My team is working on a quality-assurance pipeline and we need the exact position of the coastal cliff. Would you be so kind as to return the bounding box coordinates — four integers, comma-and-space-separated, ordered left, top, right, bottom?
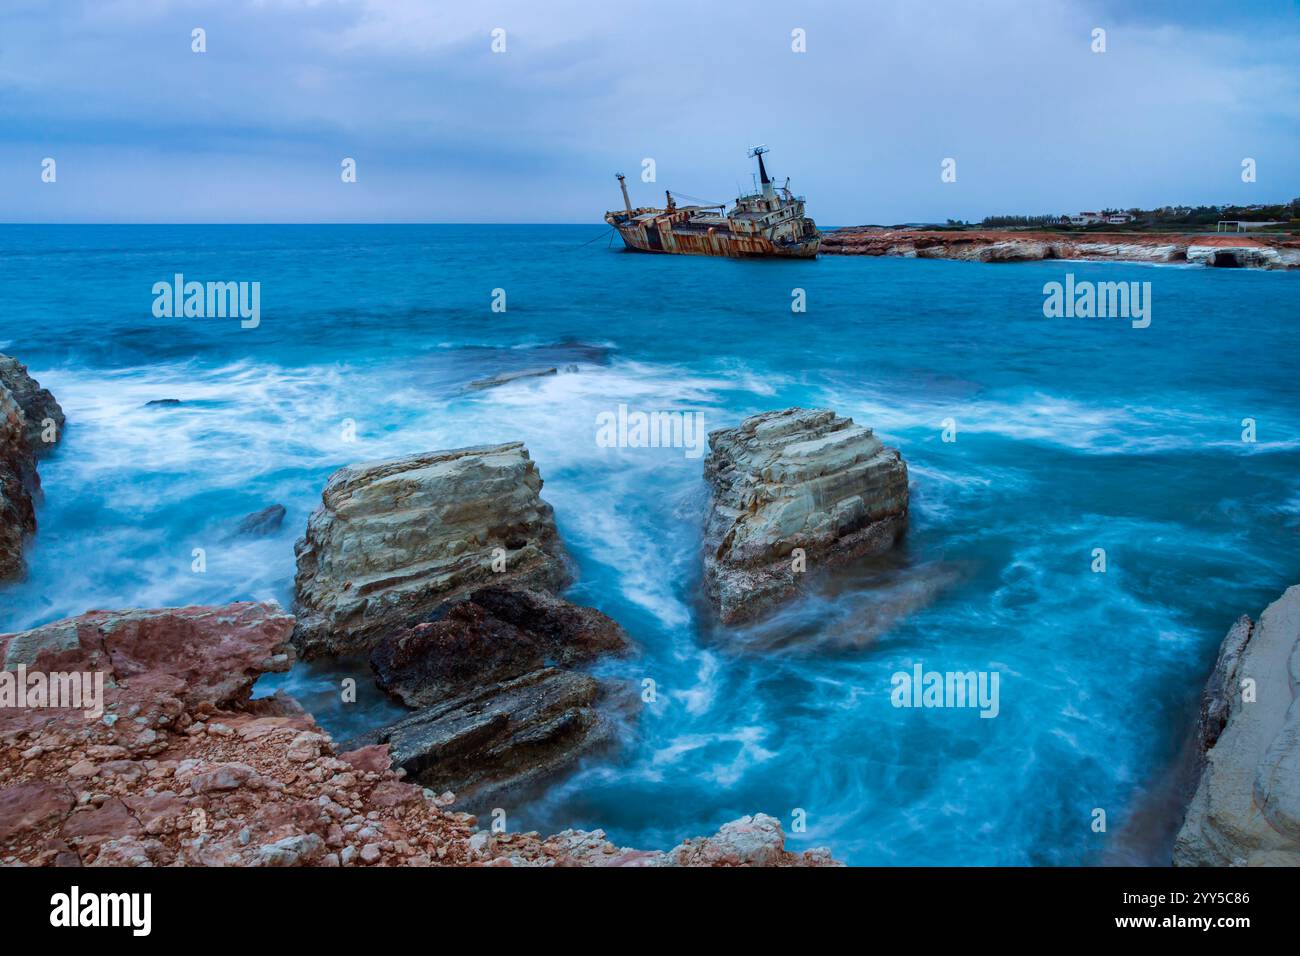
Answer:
820, 229, 1300, 270
0, 603, 835, 867
1174, 585, 1300, 865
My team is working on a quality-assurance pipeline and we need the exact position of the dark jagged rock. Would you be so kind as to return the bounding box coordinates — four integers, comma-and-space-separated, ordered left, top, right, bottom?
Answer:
234, 503, 286, 538
364, 587, 629, 802
0, 387, 36, 580
0, 354, 65, 578
372, 600, 549, 710
351, 667, 611, 807
144, 398, 183, 407
371, 586, 626, 708
0, 354, 64, 455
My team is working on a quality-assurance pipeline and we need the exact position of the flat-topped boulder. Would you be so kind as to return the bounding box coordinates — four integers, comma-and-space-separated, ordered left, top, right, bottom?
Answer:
292, 442, 572, 658
1174, 585, 1300, 866
703, 407, 909, 623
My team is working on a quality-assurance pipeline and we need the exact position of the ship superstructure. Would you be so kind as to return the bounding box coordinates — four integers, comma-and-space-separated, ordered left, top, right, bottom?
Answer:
604, 147, 820, 258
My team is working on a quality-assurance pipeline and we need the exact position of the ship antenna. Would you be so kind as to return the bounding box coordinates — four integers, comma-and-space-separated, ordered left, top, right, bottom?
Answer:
747, 145, 775, 200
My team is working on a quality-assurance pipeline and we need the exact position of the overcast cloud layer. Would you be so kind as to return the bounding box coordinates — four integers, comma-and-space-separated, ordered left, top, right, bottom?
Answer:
2, 0, 1297, 223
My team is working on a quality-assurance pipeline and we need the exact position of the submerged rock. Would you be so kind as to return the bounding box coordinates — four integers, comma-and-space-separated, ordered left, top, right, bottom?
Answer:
702, 407, 909, 623
467, 367, 558, 390
0, 353, 65, 455
292, 442, 572, 658
233, 503, 286, 538
0, 601, 834, 867
1174, 585, 1300, 866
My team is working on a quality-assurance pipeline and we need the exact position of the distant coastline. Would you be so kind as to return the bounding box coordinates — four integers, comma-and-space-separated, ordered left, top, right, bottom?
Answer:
819, 228, 1300, 270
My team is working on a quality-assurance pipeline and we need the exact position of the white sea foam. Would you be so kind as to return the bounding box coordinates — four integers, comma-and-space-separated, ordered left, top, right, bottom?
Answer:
817, 382, 1299, 456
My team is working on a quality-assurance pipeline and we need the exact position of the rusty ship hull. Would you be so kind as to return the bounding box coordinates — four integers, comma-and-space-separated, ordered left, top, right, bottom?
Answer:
605, 147, 821, 259
610, 209, 821, 258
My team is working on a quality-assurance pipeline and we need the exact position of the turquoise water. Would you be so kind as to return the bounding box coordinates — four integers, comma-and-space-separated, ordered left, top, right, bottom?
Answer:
2, 224, 1297, 865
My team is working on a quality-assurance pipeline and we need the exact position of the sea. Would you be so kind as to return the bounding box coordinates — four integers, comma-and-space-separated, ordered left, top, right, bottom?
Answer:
2, 223, 1297, 865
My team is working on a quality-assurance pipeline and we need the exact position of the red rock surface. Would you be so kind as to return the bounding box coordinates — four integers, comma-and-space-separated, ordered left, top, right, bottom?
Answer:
0, 602, 837, 867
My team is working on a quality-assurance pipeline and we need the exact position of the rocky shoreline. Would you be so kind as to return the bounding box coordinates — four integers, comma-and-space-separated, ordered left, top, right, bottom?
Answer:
820, 228, 1300, 270
0, 602, 834, 866
6, 347, 1292, 869
3, 372, 903, 866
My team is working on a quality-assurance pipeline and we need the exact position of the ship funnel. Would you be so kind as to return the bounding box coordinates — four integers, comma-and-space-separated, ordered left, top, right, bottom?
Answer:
616, 173, 633, 215
748, 145, 775, 200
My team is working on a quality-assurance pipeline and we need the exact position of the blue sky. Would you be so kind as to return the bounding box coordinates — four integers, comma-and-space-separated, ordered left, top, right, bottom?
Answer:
2, 0, 1297, 223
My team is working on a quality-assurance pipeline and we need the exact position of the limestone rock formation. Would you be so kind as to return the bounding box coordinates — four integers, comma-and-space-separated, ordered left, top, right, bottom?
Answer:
1174, 585, 1300, 866
0, 353, 65, 455
703, 408, 909, 623
292, 443, 572, 658
0, 602, 835, 867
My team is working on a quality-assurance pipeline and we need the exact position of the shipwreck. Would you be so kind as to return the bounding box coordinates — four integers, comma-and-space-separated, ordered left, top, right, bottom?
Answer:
605, 146, 820, 258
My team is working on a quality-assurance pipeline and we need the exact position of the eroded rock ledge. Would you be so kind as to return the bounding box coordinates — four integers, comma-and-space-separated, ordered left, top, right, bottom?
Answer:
293, 442, 572, 658
703, 408, 909, 623
0, 603, 835, 867
1174, 585, 1300, 866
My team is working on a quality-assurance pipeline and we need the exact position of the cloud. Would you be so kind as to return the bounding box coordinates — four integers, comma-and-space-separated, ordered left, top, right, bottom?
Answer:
1, 0, 1297, 222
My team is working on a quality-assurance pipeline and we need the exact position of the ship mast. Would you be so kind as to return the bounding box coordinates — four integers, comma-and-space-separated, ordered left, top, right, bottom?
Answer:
616, 173, 633, 215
